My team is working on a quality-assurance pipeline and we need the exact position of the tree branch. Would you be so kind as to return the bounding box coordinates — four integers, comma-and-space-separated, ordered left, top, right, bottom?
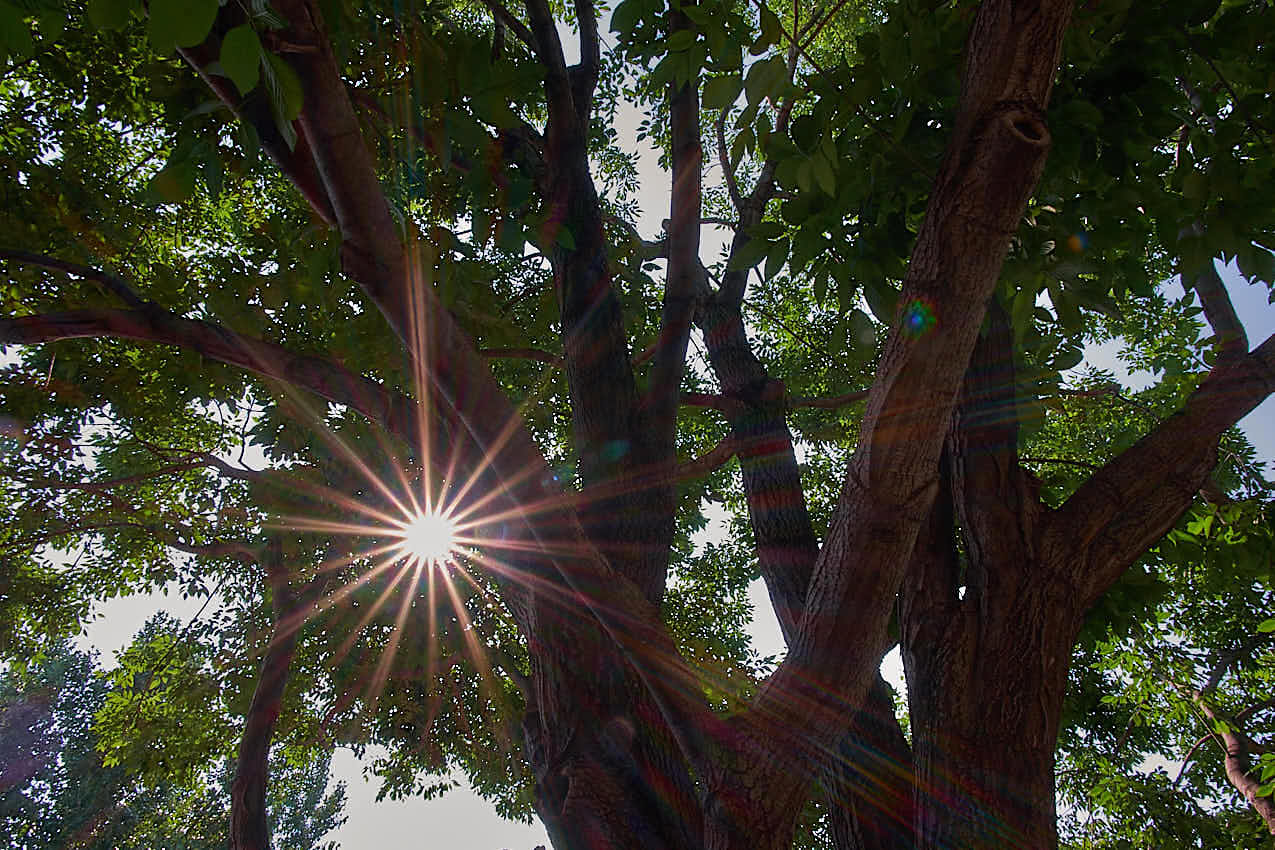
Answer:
0, 307, 421, 444
715, 0, 1073, 838
0, 250, 146, 309
478, 0, 537, 53
1189, 254, 1249, 361
1196, 696, 1275, 833
645, 16, 703, 472
232, 538, 300, 850
1046, 332, 1275, 608
949, 300, 1043, 602
570, 0, 601, 123
716, 110, 744, 213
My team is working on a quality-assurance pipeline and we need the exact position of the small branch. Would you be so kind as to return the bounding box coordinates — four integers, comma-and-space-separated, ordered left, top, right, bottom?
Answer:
571, 0, 601, 122
1189, 254, 1249, 361
1, 250, 147, 309
1191, 41, 1273, 145
478, 346, 564, 366
715, 109, 743, 213
479, 0, 536, 52
678, 434, 739, 480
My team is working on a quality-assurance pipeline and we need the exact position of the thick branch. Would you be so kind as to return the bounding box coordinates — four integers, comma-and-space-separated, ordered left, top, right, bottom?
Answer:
0, 308, 420, 442
1196, 697, 1275, 833
949, 300, 1043, 600
0, 250, 146, 309
570, 0, 601, 123
1191, 258, 1249, 361
1046, 332, 1275, 608
177, 13, 337, 227
231, 538, 300, 850
645, 25, 703, 466
479, 0, 537, 52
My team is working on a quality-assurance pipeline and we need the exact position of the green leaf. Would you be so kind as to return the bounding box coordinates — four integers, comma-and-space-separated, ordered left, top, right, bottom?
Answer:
744, 55, 786, 107
262, 52, 303, 148
726, 235, 771, 271
264, 53, 303, 121
220, 25, 263, 96
148, 0, 218, 52
863, 277, 897, 324
609, 0, 641, 35
1181, 170, 1207, 200
151, 162, 197, 203
751, 4, 781, 55
668, 29, 696, 52
847, 308, 875, 348
86, 0, 134, 31
702, 74, 742, 110
1258, 617, 1275, 633
1052, 347, 1084, 371
763, 238, 789, 280
39, 8, 67, 41
0, 2, 33, 61
810, 153, 836, 196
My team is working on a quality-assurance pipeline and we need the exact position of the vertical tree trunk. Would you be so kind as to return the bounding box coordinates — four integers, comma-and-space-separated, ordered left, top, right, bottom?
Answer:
522, 588, 703, 850
232, 540, 299, 850
905, 578, 1078, 850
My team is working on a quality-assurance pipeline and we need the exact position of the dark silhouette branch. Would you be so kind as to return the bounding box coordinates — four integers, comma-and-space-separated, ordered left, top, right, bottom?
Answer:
0, 250, 147, 309
478, 0, 536, 52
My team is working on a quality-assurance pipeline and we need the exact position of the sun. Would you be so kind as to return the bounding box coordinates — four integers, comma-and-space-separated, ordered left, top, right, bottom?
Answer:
394, 510, 457, 569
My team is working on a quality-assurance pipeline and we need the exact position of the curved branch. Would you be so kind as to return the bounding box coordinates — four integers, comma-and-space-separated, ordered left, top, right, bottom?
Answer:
479, 0, 537, 52
0, 308, 420, 441
0, 250, 146, 309
1196, 697, 1275, 833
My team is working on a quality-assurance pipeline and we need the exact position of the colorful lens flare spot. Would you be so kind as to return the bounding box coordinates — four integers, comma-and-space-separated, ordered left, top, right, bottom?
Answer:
901, 298, 937, 338
1066, 232, 1088, 253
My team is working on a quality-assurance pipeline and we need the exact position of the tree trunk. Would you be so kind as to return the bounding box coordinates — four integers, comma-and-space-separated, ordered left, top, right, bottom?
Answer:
232, 540, 299, 850
824, 675, 915, 850
905, 576, 1078, 850
522, 588, 702, 850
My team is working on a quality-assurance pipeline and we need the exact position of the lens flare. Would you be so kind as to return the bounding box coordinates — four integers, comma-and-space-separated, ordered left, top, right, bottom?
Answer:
394, 510, 457, 569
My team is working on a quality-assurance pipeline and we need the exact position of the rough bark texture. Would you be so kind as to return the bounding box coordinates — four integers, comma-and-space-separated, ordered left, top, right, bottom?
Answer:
700, 3, 1074, 847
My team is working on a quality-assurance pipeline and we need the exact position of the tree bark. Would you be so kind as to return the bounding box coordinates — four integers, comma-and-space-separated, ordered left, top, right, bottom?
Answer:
231, 539, 299, 850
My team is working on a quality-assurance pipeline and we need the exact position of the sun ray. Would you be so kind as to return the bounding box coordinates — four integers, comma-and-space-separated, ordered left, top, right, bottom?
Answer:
363, 564, 423, 718
328, 561, 413, 673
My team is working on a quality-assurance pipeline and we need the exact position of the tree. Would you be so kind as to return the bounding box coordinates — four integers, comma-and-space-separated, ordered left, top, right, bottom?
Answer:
1, 0, 1274, 848
0, 636, 346, 849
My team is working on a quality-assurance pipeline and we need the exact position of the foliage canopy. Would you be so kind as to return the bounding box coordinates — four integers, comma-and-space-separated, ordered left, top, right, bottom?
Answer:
1, 0, 1274, 847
